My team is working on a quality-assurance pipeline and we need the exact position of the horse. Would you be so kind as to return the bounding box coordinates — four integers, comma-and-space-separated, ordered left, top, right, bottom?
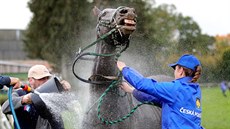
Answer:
79, 6, 162, 129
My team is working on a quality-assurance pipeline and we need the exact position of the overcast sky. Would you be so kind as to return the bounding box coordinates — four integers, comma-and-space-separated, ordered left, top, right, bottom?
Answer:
0, 0, 229, 36
0, 0, 32, 30
155, 0, 230, 36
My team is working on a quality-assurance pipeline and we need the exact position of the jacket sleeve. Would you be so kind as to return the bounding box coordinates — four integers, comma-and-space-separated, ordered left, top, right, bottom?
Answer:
133, 89, 162, 107
2, 90, 24, 114
122, 67, 177, 103
0, 76, 11, 89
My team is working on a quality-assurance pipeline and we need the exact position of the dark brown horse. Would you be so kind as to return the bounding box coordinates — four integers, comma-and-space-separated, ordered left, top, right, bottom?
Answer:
81, 6, 161, 129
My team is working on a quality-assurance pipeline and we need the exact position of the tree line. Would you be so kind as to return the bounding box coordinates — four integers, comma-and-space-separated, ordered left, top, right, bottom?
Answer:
23, 0, 230, 82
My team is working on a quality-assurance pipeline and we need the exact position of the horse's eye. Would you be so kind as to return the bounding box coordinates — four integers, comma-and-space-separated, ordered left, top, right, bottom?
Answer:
98, 12, 107, 21
101, 12, 107, 17
120, 9, 128, 14
133, 10, 136, 14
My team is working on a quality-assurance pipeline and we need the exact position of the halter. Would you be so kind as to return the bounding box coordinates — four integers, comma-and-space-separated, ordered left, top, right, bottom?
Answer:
97, 6, 126, 29
96, 6, 130, 46
72, 6, 130, 85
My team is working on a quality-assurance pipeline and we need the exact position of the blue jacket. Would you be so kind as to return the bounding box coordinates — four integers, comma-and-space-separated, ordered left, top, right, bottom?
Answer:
122, 67, 203, 129
0, 76, 11, 89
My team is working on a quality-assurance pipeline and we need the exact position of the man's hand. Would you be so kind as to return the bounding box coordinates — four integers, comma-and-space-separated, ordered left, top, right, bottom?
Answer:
10, 77, 21, 89
61, 80, 71, 91
21, 93, 32, 104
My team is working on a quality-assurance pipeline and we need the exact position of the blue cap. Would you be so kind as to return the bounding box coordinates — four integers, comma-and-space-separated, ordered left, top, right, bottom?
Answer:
169, 54, 201, 71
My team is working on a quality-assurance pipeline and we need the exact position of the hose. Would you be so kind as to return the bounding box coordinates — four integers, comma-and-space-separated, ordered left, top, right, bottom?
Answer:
8, 86, 21, 129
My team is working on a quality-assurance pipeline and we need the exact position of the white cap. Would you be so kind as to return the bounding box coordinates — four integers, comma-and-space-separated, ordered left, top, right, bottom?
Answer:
28, 65, 52, 79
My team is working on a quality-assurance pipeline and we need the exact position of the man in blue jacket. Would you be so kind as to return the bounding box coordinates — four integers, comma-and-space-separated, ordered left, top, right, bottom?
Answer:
117, 54, 204, 129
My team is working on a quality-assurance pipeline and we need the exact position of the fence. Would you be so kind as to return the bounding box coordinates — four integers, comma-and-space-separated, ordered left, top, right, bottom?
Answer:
0, 60, 31, 74
0, 29, 27, 60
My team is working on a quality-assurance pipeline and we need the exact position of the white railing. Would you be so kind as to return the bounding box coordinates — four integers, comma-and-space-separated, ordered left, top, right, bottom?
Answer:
0, 60, 32, 74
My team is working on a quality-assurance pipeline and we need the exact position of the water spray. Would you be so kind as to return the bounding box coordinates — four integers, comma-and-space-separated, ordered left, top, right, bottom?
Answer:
86, 96, 101, 114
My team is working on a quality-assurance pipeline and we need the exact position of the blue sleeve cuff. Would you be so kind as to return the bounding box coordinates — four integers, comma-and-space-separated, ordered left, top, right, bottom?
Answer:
0, 76, 11, 88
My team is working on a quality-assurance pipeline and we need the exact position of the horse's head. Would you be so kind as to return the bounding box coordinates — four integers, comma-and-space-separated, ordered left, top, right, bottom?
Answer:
93, 6, 137, 46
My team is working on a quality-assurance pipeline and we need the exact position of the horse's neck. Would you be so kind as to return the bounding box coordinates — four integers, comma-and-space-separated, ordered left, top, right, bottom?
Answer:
92, 40, 117, 78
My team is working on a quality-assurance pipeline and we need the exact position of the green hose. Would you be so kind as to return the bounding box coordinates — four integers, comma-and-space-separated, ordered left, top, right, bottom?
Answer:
97, 80, 159, 125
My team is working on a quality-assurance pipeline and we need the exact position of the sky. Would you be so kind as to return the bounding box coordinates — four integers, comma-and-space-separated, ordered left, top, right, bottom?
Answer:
0, 0, 32, 30
0, 0, 229, 36
155, 0, 230, 36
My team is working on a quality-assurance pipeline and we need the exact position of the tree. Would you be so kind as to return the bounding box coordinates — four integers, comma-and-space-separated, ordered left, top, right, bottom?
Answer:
23, 0, 215, 76
24, 0, 92, 72
216, 49, 230, 81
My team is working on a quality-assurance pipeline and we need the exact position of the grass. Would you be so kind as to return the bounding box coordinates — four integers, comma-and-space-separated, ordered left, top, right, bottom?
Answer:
201, 86, 230, 129
0, 91, 8, 104
3, 73, 28, 81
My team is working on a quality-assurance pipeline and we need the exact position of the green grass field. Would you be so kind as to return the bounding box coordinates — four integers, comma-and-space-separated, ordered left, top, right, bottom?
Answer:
202, 86, 230, 129
3, 73, 28, 81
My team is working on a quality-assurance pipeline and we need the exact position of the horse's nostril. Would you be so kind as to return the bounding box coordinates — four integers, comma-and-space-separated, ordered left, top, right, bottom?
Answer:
120, 9, 128, 14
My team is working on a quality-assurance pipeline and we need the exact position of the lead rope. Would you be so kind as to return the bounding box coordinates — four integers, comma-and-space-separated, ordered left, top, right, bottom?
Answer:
72, 25, 127, 85
72, 12, 158, 125
96, 72, 160, 125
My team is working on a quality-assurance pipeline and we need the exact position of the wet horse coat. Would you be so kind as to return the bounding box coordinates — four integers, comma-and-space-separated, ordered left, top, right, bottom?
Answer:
82, 6, 161, 129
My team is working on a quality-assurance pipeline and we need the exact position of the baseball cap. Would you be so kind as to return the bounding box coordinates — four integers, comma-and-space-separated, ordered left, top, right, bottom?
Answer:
169, 54, 201, 71
28, 65, 52, 79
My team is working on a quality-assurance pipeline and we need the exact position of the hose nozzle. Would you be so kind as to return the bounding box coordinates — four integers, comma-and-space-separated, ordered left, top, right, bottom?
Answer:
21, 85, 34, 93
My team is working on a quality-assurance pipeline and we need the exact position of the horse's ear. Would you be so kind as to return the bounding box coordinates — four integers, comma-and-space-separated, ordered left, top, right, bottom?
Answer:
93, 6, 101, 17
